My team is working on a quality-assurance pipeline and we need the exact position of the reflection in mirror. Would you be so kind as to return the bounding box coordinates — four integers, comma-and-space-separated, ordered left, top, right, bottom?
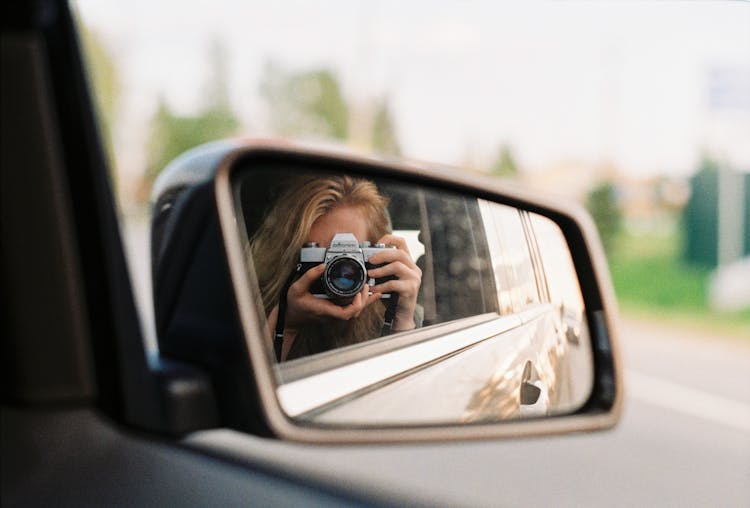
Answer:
233, 165, 593, 426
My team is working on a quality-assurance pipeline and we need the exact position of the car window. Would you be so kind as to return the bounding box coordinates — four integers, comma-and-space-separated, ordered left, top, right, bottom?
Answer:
529, 213, 595, 411
479, 200, 540, 313
478, 200, 513, 315
235, 167, 500, 365
530, 214, 585, 318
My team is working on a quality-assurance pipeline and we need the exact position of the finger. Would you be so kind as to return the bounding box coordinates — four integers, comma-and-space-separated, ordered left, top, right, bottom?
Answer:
368, 247, 417, 269
332, 294, 364, 320
304, 284, 371, 320
358, 282, 370, 303
365, 291, 382, 307
351, 290, 368, 318
371, 279, 419, 297
377, 234, 410, 253
303, 296, 350, 319
368, 261, 419, 279
351, 282, 380, 313
361, 283, 381, 305
350, 289, 383, 318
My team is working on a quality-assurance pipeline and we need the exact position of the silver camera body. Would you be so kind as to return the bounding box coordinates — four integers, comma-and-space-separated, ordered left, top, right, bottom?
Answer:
299, 232, 395, 305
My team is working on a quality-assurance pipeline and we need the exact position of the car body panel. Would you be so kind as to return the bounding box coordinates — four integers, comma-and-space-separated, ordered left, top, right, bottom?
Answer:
305, 306, 567, 425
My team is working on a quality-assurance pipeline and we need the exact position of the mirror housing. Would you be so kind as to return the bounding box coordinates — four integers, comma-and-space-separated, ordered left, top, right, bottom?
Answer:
151, 139, 623, 442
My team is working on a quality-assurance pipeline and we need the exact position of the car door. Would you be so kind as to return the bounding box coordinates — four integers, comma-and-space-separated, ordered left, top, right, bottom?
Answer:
0, 2, 408, 506
4, 1, 623, 506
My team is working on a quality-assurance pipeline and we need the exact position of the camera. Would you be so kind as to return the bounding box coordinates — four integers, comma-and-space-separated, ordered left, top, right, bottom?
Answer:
299, 232, 396, 305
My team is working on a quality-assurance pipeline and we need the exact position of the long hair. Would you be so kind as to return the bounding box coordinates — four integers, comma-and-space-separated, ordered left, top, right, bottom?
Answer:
249, 174, 391, 359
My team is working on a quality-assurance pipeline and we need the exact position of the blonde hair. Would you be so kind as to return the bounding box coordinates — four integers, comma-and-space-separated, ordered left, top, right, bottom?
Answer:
249, 174, 391, 359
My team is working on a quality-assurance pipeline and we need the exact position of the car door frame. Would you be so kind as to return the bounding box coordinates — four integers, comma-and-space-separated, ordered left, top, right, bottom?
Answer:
1, 2, 407, 505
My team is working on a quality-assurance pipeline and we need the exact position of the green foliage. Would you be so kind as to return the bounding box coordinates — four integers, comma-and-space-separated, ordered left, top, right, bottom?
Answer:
611, 239, 709, 310
260, 64, 349, 140
489, 144, 518, 177
371, 99, 401, 156
144, 101, 239, 183
610, 231, 750, 337
585, 181, 622, 255
79, 24, 120, 185
144, 42, 240, 186
203, 39, 233, 111
697, 154, 721, 174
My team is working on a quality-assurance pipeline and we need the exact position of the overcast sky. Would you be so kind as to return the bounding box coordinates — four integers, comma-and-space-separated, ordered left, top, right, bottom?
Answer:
76, 1, 750, 181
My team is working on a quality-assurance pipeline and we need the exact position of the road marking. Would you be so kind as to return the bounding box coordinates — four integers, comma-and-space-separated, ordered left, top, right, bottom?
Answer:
627, 370, 750, 433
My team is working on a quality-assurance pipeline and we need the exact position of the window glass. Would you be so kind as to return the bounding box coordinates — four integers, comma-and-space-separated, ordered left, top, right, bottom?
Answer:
236, 168, 500, 362
478, 200, 514, 315
482, 201, 539, 312
530, 214, 584, 317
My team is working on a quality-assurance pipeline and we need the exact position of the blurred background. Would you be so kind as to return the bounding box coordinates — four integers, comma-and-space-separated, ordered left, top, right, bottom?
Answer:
74, 0, 749, 340
72, 2, 749, 505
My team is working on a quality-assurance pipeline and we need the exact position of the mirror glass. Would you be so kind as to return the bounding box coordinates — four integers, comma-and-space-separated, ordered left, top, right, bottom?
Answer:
233, 164, 594, 426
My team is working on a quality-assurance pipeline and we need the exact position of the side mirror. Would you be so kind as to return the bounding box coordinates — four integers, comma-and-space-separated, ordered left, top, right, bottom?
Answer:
151, 140, 623, 442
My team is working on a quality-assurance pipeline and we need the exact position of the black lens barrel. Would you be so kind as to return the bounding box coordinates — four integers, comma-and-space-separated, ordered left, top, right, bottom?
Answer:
324, 255, 366, 298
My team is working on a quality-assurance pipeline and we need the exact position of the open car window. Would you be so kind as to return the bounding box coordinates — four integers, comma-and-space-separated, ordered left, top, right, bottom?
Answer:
236, 167, 503, 375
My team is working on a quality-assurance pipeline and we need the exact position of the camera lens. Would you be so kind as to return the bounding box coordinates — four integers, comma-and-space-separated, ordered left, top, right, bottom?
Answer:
325, 256, 365, 297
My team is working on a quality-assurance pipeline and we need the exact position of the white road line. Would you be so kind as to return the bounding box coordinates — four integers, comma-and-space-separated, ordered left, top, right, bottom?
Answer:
627, 370, 750, 433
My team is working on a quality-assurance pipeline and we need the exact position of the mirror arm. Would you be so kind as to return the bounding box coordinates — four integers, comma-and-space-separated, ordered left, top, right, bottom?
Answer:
139, 356, 220, 436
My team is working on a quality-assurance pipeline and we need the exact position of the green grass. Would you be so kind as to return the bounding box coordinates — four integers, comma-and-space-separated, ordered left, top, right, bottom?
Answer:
608, 231, 750, 339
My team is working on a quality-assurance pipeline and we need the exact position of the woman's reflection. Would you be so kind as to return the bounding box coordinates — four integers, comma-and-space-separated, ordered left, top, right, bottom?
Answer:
248, 175, 422, 361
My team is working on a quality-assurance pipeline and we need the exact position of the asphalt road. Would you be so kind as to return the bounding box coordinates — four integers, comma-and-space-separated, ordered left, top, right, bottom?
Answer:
191, 317, 749, 508
124, 216, 750, 507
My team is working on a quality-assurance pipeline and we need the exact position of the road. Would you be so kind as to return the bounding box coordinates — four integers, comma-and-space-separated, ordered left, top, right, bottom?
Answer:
124, 216, 750, 507
192, 317, 750, 508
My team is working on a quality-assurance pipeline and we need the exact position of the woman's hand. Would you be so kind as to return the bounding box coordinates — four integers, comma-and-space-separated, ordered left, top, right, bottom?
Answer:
367, 234, 422, 331
284, 263, 382, 330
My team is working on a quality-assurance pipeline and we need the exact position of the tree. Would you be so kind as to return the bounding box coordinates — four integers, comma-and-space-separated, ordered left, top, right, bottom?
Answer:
370, 98, 401, 156
259, 64, 405, 157
203, 38, 233, 111
586, 181, 622, 255
260, 64, 349, 140
143, 101, 240, 185
143, 41, 240, 188
79, 24, 120, 184
489, 144, 518, 178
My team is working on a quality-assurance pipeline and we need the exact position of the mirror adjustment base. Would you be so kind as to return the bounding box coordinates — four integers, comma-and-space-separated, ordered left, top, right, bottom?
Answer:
136, 356, 219, 436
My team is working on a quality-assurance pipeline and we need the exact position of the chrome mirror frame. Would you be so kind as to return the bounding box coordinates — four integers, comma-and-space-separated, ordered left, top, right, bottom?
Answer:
215, 140, 623, 443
